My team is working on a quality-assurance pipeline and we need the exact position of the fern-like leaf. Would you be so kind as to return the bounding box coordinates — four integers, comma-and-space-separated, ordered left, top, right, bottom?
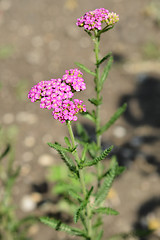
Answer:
74, 186, 93, 223
93, 207, 119, 216
82, 146, 113, 168
80, 111, 96, 123
97, 52, 112, 66
99, 56, 113, 91
88, 97, 102, 106
75, 62, 96, 76
94, 159, 117, 206
40, 217, 88, 237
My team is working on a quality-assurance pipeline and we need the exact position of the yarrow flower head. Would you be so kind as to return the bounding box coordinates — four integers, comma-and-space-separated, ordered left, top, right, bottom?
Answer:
28, 69, 86, 123
62, 68, 86, 92
76, 8, 119, 32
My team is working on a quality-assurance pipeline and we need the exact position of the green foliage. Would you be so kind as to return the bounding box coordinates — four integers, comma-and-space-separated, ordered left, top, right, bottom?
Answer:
75, 62, 96, 76
48, 141, 77, 153
94, 158, 118, 206
81, 145, 113, 168
99, 55, 113, 91
76, 123, 90, 143
96, 230, 103, 240
98, 103, 127, 135
81, 110, 96, 123
97, 52, 112, 66
74, 187, 93, 223
88, 97, 102, 106
93, 207, 119, 216
48, 142, 78, 176
40, 217, 88, 237
0, 127, 36, 240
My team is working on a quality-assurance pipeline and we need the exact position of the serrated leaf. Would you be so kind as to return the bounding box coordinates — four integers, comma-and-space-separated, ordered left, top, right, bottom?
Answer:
74, 186, 93, 223
93, 207, 119, 216
97, 52, 112, 66
98, 103, 127, 135
82, 146, 113, 167
48, 141, 77, 153
68, 189, 82, 202
48, 142, 68, 152
94, 159, 117, 206
57, 149, 78, 175
40, 217, 88, 237
88, 97, 102, 106
99, 56, 113, 91
75, 62, 96, 76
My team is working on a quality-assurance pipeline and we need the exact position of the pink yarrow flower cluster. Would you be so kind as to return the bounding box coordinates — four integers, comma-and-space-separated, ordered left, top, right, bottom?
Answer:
28, 69, 86, 123
76, 8, 119, 31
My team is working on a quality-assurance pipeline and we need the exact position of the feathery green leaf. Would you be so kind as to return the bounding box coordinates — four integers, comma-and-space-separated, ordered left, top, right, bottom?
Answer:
40, 217, 88, 237
98, 103, 127, 135
93, 207, 119, 216
74, 186, 93, 223
75, 62, 96, 76
80, 111, 96, 123
99, 56, 113, 91
94, 158, 117, 206
82, 146, 113, 167
97, 52, 112, 66
88, 97, 102, 106
64, 137, 72, 148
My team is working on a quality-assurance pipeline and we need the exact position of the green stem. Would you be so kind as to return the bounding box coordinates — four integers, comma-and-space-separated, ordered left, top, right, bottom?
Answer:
94, 36, 102, 187
66, 121, 92, 239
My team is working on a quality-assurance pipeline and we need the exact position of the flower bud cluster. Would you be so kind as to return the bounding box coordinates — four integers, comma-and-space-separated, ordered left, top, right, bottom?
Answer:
28, 69, 86, 123
76, 8, 119, 31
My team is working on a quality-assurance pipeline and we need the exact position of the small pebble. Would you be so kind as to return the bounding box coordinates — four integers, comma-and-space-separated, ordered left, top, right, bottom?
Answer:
28, 225, 39, 236
20, 164, 31, 176
3, 113, 14, 124
113, 126, 127, 138
24, 136, 35, 147
20, 195, 36, 212
38, 154, 54, 166
31, 192, 43, 203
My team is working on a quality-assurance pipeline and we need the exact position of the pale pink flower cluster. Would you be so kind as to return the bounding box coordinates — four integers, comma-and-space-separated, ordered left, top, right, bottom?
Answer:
28, 69, 86, 123
76, 8, 119, 31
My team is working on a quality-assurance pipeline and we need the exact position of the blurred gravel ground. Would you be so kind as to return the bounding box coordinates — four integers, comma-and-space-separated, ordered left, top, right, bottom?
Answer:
0, 0, 160, 239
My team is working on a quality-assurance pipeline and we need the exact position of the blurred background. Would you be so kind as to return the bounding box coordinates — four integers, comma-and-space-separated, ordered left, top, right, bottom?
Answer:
0, 0, 160, 239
